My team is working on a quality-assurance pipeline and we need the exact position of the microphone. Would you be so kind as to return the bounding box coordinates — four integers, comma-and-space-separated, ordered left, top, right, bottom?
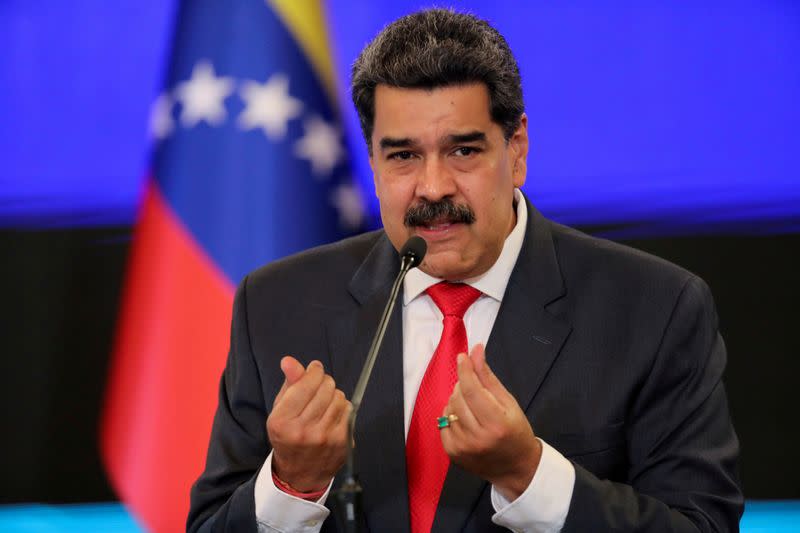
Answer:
398, 235, 427, 270
336, 236, 427, 533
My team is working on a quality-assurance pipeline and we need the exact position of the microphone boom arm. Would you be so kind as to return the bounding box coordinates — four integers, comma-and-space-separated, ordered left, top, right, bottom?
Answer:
336, 239, 426, 533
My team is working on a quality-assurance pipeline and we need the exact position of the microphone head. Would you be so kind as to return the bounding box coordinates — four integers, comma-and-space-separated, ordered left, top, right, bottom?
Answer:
399, 236, 427, 268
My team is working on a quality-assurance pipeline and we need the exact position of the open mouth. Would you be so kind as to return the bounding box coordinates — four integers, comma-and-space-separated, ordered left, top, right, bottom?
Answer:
423, 218, 457, 231
415, 219, 463, 240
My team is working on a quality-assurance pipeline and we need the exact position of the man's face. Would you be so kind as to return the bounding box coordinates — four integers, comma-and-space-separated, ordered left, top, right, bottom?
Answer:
370, 83, 528, 280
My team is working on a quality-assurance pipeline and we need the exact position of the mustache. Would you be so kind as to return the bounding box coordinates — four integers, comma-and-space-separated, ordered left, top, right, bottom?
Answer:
403, 199, 476, 227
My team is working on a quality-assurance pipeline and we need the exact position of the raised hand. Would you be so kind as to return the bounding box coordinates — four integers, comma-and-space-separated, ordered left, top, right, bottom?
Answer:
266, 356, 352, 492
439, 344, 542, 501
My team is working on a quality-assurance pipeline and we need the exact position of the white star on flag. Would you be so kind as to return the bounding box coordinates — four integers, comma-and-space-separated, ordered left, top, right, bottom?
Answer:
330, 181, 366, 230
238, 73, 303, 140
294, 116, 344, 179
174, 61, 234, 127
149, 92, 174, 140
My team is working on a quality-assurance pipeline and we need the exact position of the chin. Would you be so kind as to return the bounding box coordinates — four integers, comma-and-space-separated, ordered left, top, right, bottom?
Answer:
420, 254, 473, 281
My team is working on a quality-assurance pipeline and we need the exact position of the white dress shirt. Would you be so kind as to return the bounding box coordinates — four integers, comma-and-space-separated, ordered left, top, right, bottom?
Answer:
255, 189, 575, 532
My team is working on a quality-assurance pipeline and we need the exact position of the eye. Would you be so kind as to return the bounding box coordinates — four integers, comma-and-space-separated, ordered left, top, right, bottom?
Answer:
388, 150, 415, 161
453, 146, 481, 157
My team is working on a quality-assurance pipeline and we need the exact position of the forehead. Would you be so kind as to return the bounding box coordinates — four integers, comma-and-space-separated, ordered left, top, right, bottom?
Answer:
372, 83, 495, 143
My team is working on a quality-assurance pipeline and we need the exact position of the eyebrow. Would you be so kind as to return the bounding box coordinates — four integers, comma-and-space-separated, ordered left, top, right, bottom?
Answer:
446, 131, 486, 144
379, 137, 416, 151
378, 131, 487, 151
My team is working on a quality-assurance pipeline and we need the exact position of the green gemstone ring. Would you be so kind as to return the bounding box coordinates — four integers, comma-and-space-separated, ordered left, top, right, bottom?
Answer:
437, 414, 459, 429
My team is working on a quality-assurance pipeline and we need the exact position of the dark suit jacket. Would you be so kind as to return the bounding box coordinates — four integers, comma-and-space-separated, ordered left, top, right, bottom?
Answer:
187, 199, 743, 532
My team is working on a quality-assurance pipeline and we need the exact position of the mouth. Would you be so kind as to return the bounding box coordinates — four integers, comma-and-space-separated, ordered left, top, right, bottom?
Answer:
414, 219, 463, 240
423, 217, 455, 230
425, 223, 452, 231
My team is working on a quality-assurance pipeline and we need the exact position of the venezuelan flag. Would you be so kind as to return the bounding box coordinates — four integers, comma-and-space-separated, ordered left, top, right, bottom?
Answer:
100, 1, 362, 531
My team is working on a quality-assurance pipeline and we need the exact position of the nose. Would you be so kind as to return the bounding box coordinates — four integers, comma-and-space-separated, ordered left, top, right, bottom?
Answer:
414, 155, 457, 202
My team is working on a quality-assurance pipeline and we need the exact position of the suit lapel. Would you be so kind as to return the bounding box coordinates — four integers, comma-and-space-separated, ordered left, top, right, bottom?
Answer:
328, 235, 411, 533
486, 200, 572, 415
433, 198, 572, 532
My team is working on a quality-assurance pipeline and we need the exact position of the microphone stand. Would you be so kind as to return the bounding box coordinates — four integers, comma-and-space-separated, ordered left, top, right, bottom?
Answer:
335, 248, 422, 533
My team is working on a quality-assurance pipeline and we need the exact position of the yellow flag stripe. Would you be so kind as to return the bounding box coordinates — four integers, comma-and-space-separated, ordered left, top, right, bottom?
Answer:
268, 0, 339, 105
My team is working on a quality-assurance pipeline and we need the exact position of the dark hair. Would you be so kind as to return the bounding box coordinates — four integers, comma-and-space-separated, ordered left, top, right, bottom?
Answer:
351, 8, 524, 152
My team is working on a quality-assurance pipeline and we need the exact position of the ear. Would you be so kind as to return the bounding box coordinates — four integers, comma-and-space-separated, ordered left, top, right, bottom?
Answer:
509, 113, 529, 188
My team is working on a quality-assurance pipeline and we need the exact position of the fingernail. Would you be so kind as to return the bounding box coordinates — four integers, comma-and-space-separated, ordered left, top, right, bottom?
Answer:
457, 353, 466, 364
309, 360, 323, 369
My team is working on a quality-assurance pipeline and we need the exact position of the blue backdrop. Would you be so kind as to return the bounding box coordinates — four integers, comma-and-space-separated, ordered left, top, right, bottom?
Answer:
1, 1, 798, 236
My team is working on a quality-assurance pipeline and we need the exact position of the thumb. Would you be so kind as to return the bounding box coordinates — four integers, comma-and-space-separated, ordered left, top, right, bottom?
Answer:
273, 355, 305, 407
470, 344, 513, 404
281, 355, 306, 385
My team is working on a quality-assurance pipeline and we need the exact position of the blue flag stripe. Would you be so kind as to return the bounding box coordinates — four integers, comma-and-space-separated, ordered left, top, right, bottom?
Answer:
153, 0, 359, 285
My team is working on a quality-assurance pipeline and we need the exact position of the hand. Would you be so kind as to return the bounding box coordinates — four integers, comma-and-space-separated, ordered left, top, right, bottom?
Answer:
266, 356, 352, 492
440, 344, 542, 501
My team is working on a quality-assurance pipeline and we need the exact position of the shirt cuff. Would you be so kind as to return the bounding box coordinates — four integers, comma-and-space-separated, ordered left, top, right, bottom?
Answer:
254, 450, 332, 533
490, 438, 575, 533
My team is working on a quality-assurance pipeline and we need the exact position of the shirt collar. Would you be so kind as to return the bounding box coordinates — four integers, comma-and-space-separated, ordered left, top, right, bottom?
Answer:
403, 188, 528, 305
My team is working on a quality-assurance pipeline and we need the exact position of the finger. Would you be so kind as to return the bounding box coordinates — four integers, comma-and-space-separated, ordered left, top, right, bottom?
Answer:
438, 390, 470, 458
320, 389, 348, 428
439, 413, 455, 452
282, 355, 307, 384
299, 373, 337, 421
275, 360, 326, 417
337, 399, 355, 447
457, 352, 505, 425
470, 345, 515, 405
273, 355, 305, 407
325, 392, 353, 444
446, 382, 481, 431
440, 384, 476, 453
336, 397, 354, 428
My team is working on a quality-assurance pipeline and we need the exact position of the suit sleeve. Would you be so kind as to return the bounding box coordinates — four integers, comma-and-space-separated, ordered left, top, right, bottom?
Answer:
563, 276, 743, 532
187, 276, 267, 533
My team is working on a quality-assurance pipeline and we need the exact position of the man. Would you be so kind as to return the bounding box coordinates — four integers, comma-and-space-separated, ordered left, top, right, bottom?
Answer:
188, 9, 742, 532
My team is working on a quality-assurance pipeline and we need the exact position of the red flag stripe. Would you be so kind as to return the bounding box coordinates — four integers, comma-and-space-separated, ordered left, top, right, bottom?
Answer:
101, 182, 233, 533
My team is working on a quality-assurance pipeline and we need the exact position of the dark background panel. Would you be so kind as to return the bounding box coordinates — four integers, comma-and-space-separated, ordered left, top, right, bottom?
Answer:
0, 228, 129, 502
622, 233, 800, 498
0, 227, 797, 502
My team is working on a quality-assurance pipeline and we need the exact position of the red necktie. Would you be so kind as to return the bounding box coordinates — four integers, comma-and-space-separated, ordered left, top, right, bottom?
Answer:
406, 282, 482, 533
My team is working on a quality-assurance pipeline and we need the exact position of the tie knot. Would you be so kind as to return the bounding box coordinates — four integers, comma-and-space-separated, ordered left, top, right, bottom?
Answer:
426, 282, 482, 319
